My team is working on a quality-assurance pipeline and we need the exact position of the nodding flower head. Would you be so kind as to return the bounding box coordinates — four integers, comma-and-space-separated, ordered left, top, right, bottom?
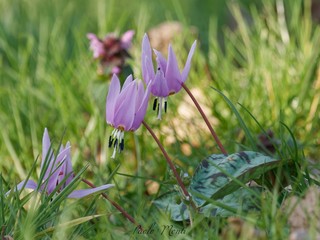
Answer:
106, 74, 151, 158
141, 33, 196, 119
87, 30, 135, 76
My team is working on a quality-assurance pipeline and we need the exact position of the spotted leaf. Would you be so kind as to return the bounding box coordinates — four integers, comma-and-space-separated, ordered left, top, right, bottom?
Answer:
190, 151, 280, 207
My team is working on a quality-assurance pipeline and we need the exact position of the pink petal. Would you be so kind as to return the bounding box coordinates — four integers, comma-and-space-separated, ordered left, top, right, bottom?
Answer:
43, 146, 71, 195
106, 74, 121, 125
135, 81, 144, 112
87, 33, 105, 59
68, 184, 114, 198
131, 82, 151, 130
111, 66, 121, 74
6, 180, 38, 196
181, 40, 197, 83
141, 34, 155, 84
17, 179, 38, 191
41, 129, 57, 184
151, 70, 169, 97
113, 81, 137, 130
41, 128, 52, 170
63, 142, 73, 186
122, 74, 133, 90
120, 30, 134, 49
86, 33, 98, 40
153, 49, 167, 72
165, 45, 182, 94
57, 142, 73, 187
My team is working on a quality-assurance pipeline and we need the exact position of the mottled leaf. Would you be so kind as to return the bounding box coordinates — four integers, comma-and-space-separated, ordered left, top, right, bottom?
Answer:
199, 187, 262, 217
189, 151, 280, 207
153, 191, 190, 221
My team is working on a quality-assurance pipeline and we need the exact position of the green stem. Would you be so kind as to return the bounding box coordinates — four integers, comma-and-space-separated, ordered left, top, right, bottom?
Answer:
181, 82, 228, 155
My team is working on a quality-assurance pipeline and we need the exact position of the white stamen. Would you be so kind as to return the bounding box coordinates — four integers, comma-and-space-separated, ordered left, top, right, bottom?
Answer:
111, 128, 116, 135
111, 147, 117, 159
120, 131, 124, 140
157, 97, 163, 120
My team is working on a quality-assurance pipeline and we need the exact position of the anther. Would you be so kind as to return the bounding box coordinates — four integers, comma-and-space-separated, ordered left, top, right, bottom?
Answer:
119, 139, 124, 151
157, 103, 160, 115
164, 101, 167, 113
108, 136, 113, 148
153, 98, 158, 111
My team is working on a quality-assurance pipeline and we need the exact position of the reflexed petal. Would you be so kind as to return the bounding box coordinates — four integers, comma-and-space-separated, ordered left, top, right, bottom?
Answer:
122, 74, 133, 90
57, 142, 73, 187
121, 30, 134, 49
165, 45, 182, 94
44, 146, 71, 195
142, 34, 152, 61
131, 82, 151, 130
181, 40, 197, 83
67, 184, 114, 198
64, 142, 73, 186
135, 81, 144, 112
106, 74, 121, 124
153, 50, 167, 72
142, 55, 155, 85
6, 180, 38, 196
151, 70, 169, 97
113, 82, 137, 130
41, 128, 52, 171
141, 34, 155, 84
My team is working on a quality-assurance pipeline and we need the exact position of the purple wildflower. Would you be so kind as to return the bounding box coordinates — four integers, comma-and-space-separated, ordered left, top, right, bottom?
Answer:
7, 128, 114, 198
141, 33, 197, 119
87, 30, 134, 76
106, 74, 151, 158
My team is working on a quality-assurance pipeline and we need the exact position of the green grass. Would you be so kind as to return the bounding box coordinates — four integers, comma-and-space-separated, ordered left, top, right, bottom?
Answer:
1, 0, 320, 239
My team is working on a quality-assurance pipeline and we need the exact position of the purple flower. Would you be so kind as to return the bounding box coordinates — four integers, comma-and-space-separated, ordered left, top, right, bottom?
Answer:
7, 128, 114, 198
141, 33, 197, 119
106, 74, 151, 158
87, 30, 135, 76
87, 33, 106, 59
120, 30, 135, 49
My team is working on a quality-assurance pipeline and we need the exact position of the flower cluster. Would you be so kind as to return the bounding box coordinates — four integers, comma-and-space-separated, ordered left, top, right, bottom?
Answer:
105, 33, 197, 157
87, 30, 134, 75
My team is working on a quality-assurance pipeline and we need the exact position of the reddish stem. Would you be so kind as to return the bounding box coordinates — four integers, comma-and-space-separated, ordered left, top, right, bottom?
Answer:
181, 82, 228, 155
142, 121, 197, 209
81, 178, 142, 230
